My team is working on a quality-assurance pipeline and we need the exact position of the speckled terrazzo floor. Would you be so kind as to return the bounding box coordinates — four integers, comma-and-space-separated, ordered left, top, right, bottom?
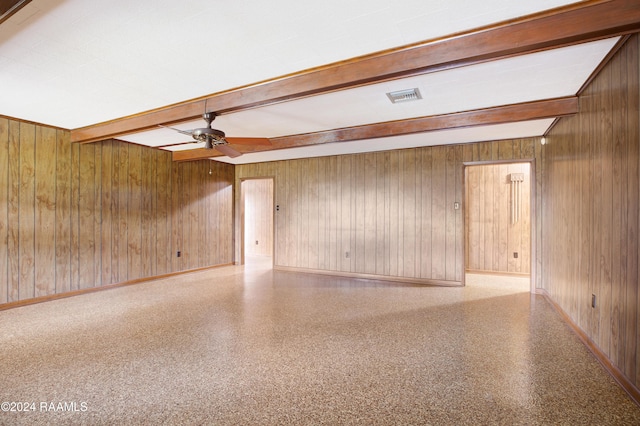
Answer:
1, 261, 638, 425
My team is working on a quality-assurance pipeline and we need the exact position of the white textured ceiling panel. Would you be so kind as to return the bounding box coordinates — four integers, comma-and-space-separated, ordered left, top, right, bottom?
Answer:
0, 0, 581, 129
214, 119, 556, 165
119, 37, 618, 150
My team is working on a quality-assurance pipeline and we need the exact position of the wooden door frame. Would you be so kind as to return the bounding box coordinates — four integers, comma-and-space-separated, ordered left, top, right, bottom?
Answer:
462, 159, 536, 293
239, 177, 276, 266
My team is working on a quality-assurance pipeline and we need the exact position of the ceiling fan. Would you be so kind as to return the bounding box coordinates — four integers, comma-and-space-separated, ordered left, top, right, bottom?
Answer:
161, 112, 270, 158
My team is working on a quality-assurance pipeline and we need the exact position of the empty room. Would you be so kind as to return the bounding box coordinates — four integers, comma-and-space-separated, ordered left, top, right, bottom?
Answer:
1, 0, 640, 424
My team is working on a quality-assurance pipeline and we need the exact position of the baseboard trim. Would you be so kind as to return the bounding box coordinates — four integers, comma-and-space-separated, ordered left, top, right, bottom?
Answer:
539, 288, 640, 407
0, 263, 235, 312
274, 266, 462, 287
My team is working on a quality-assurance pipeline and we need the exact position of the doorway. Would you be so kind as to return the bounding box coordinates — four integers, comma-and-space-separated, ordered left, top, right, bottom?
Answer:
464, 162, 533, 292
241, 178, 274, 267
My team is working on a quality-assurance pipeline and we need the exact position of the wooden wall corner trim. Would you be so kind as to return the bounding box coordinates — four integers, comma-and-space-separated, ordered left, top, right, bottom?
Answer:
273, 266, 463, 287
0, 263, 234, 312
540, 289, 640, 407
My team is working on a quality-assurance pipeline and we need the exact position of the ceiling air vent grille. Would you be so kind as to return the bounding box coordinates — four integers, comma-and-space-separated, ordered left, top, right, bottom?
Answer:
386, 88, 422, 104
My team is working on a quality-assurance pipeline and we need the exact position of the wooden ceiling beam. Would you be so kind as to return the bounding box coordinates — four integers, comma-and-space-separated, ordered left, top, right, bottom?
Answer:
172, 97, 577, 162
72, 0, 640, 144
0, 0, 31, 25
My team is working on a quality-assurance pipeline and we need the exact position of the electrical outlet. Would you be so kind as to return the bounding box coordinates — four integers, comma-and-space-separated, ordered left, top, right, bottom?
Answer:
176, 251, 181, 258
255, 240, 259, 245
591, 294, 596, 308
513, 252, 518, 258
345, 251, 350, 258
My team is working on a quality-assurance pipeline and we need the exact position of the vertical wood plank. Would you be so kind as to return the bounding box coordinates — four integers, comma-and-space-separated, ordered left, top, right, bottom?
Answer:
493, 165, 508, 272
479, 141, 492, 161
421, 147, 433, 278
522, 138, 536, 159
402, 149, 416, 277
141, 147, 153, 277
339, 156, 351, 272
599, 61, 614, 356
388, 151, 399, 276
454, 145, 464, 282
117, 142, 129, 280
100, 141, 113, 286
110, 142, 121, 282
78, 144, 96, 289
466, 166, 478, 271
55, 130, 71, 294
431, 146, 446, 280
317, 158, 327, 270
610, 54, 625, 367
308, 158, 319, 269
156, 151, 170, 275
94, 143, 102, 286
0, 118, 8, 304
521, 163, 532, 273
299, 159, 310, 269
171, 162, 182, 271
187, 162, 198, 270
376, 152, 387, 276
364, 152, 377, 275
445, 146, 457, 281
328, 156, 338, 271
34, 126, 57, 297
353, 154, 365, 273
276, 161, 287, 267
7, 119, 19, 302
19, 122, 36, 300
498, 139, 514, 160
483, 165, 494, 270
128, 145, 142, 278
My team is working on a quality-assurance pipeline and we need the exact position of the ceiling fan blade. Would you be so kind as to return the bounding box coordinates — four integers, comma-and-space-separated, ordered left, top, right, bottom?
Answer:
225, 137, 271, 146
215, 144, 243, 158
158, 124, 194, 137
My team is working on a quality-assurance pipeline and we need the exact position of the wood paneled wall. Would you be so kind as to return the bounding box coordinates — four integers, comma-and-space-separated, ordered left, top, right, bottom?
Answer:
243, 178, 273, 257
542, 35, 640, 389
236, 139, 540, 285
466, 163, 531, 274
0, 119, 234, 305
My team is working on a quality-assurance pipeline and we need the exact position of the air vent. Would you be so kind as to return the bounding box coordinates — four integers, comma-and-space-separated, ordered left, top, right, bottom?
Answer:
386, 88, 422, 104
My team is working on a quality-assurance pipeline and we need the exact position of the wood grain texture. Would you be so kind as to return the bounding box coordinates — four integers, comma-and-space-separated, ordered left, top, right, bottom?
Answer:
7, 119, 19, 302
171, 99, 578, 162
78, 143, 96, 289
55, 128, 71, 294
236, 140, 538, 284
0, 118, 8, 304
100, 141, 113, 285
18, 122, 35, 300
34, 126, 57, 297
0, 124, 234, 306
72, 0, 638, 143
543, 34, 640, 391
465, 163, 531, 275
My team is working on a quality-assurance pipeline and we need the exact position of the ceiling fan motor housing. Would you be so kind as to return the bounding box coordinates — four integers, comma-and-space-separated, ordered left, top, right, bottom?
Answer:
192, 126, 226, 149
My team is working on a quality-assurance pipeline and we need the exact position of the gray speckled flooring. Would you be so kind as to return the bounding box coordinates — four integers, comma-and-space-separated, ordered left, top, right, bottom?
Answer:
0, 261, 638, 425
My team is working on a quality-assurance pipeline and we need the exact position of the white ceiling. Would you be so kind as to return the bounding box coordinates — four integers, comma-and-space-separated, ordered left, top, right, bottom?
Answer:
0, 0, 620, 164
